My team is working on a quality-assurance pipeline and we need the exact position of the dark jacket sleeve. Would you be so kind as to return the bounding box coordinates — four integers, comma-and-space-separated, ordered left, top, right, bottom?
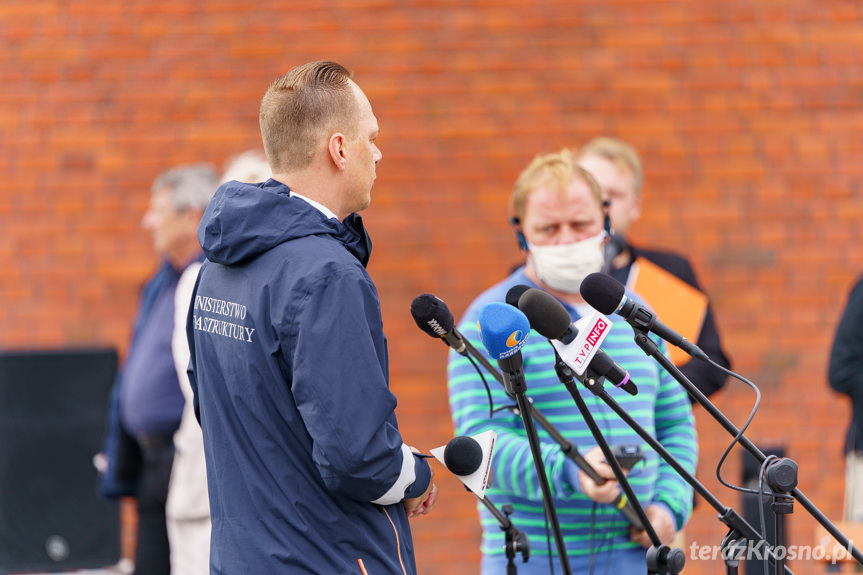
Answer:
829, 276, 863, 399
638, 248, 731, 399
284, 266, 431, 504
97, 375, 141, 498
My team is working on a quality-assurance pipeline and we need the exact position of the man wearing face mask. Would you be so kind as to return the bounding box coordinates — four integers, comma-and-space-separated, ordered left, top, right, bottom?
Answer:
446, 150, 697, 575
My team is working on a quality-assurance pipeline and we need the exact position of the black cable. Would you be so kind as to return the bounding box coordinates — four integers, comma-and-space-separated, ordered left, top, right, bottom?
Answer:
601, 521, 614, 575
464, 353, 495, 419
709, 357, 766, 496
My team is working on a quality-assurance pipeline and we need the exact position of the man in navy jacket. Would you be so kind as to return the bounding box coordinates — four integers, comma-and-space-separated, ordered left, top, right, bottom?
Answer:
187, 61, 437, 574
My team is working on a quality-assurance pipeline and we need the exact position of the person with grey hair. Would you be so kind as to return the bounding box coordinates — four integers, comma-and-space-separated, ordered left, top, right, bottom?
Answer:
165, 152, 271, 575
98, 163, 218, 575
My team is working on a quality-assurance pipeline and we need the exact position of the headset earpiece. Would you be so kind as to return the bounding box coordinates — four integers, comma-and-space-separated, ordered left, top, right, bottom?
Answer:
602, 199, 613, 236
510, 217, 528, 251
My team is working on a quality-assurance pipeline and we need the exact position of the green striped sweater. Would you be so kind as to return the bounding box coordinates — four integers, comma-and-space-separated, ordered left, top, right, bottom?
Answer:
447, 270, 697, 573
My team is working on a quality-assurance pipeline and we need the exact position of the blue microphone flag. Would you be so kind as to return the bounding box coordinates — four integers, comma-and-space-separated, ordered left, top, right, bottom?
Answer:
477, 302, 531, 360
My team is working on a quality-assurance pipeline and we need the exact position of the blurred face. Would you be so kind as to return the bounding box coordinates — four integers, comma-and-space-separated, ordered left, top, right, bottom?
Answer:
142, 187, 198, 261
521, 178, 605, 247
577, 153, 641, 236
521, 177, 608, 295
342, 82, 382, 215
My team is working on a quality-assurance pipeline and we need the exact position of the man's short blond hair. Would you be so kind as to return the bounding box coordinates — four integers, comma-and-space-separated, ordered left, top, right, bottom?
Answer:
510, 149, 604, 222
577, 136, 644, 196
259, 61, 358, 173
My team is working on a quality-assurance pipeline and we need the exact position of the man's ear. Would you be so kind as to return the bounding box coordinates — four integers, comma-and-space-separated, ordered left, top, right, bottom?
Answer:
328, 132, 348, 170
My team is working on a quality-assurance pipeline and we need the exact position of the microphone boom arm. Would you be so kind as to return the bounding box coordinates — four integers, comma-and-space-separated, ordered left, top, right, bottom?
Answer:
573, 347, 796, 574
628, 329, 861, 568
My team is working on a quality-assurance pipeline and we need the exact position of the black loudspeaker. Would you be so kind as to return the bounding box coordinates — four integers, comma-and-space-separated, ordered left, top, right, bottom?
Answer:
0, 348, 121, 572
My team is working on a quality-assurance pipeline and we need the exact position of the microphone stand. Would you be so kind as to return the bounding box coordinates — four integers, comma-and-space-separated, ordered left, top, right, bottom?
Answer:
629, 329, 863, 569
550, 351, 684, 575
471, 488, 530, 575
498, 354, 573, 575
568, 354, 795, 574
458, 334, 643, 528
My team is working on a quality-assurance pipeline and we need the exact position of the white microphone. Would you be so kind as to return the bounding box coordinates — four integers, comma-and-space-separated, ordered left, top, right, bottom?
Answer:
555, 311, 614, 377
430, 430, 496, 499
517, 288, 638, 396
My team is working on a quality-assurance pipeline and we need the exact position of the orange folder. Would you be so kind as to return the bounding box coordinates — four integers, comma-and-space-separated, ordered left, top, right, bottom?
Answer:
626, 257, 708, 366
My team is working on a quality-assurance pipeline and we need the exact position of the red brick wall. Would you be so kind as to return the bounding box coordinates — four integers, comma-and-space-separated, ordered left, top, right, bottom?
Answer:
2, 1, 861, 573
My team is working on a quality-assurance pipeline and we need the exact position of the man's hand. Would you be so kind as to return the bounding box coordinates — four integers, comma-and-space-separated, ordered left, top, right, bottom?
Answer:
578, 446, 625, 504
630, 504, 676, 548
403, 447, 438, 518
404, 481, 438, 518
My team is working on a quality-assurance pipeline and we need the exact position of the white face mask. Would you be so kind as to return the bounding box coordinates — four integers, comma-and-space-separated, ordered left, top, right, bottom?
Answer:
527, 232, 606, 294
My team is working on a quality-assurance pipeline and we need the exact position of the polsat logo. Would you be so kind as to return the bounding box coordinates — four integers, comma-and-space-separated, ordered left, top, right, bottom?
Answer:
506, 330, 524, 348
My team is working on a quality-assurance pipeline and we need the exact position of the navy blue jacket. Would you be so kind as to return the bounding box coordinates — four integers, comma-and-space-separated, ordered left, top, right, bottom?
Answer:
99, 261, 179, 498
187, 179, 431, 575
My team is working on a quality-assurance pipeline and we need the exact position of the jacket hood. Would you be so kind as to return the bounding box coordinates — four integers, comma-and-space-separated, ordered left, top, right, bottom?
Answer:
198, 179, 372, 267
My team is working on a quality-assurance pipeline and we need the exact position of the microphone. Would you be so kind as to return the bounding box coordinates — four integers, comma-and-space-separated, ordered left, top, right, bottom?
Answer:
477, 302, 531, 396
411, 293, 468, 355
430, 430, 497, 498
432, 431, 531, 566
445, 436, 482, 475
516, 288, 638, 396
580, 272, 708, 361
505, 284, 532, 308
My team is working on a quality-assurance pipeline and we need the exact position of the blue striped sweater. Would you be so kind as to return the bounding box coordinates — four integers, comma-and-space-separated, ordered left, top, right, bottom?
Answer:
447, 269, 697, 574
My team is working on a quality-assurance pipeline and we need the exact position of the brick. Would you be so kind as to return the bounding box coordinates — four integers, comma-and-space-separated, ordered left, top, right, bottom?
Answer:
2, 5, 862, 574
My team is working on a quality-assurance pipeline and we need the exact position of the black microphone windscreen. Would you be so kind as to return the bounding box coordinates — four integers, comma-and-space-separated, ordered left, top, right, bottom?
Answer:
505, 284, 532, 308
580, 273, 626, 315
410, 294, 455, 338
517, 288, 571, 340
443, 436, 483, 476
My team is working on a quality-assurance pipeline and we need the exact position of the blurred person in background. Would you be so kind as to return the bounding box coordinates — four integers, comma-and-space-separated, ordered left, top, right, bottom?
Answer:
186, 61, 436, 574
829, 275, 863, 523
448, 149, 696, 574
99, 164, 219, 575
576, 137, 731, 399
217, 149, 272, 186
165, 151, 270, 575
